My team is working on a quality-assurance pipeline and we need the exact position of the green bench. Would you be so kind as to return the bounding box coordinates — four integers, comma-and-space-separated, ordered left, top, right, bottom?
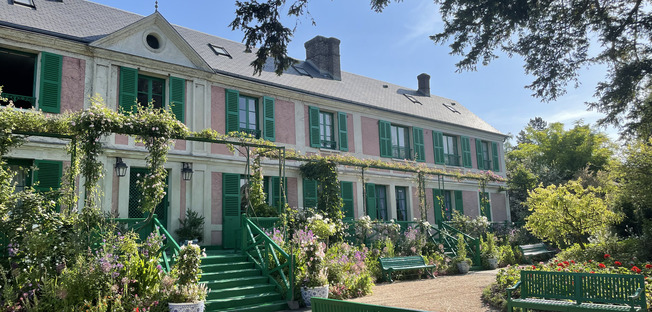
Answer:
519, 243, 555, 263
507, 270, 647, 312
378, 256, 436, 283
311, 297, 427, 311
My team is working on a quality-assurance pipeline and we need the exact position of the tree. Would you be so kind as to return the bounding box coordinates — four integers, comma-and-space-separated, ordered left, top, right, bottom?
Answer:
233, 1, 651, 137
525, 179, 620, 249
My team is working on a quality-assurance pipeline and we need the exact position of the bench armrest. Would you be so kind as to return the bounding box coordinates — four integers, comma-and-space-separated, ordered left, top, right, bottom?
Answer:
506, 281, 521, 301
629, 287, 643, 302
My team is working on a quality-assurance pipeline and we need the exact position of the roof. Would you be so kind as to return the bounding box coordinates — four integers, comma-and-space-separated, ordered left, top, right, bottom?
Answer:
0, 0, 504, 136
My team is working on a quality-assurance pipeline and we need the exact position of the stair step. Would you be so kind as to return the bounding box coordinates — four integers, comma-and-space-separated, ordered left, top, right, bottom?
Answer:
205, 292, 282, 310
202, 276, 269, 290
206, 284, 276, 300
202, 254, 248, 265
202, 261, 253, 272
219, 300, 288, 312
201, 268, 260, 281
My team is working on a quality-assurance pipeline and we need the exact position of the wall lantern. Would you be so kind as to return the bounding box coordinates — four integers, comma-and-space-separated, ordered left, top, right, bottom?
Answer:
115, 157, 128, 177
182, 162, 193, 181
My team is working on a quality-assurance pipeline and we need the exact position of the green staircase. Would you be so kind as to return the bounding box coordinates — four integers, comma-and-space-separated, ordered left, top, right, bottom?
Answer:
430, 223, 482, 270
201, 250, 288, 312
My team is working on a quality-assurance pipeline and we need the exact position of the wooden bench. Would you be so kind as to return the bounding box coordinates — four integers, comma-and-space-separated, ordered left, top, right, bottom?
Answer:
378, 256, 436, 283
311, 297, 427, 311
507, 270, 647, 312
519, 243, 555, 263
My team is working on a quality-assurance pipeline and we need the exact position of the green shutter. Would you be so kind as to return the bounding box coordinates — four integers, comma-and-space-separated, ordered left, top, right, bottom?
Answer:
476, 139, 484, 170
413, 127, 425, 162
378, 120, 392, 158
262, 96, 275, 141
491, 141, 500, 172
338, 112, 348, 151
461, 136, 472, 168
169, 76, 185, 123
340, 181, 354, 219
433, 131, 445, 164
365, 183, 377, 220
454, 190, 464, 214
479, 192, 491, 221
222, 173, 241, 217
303, 179, 318, 208
309, 106, 320, 147
225, 89, 240, 133
119, 66, 138, 114
270, 176, 286, 210
39, 52, 62, 113
433, 189, 443, 223
33, 160, 62, 192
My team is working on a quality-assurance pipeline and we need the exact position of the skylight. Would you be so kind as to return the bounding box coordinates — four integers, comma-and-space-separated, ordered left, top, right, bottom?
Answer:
404, 94, 422, 105
13, 0, 35, 8
208, 44, 231, 58
443, 103, 461, 114
293, 65, 311, 77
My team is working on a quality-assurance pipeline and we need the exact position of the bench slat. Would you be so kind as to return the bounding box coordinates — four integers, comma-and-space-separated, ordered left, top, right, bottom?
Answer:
378, 256, 436, 283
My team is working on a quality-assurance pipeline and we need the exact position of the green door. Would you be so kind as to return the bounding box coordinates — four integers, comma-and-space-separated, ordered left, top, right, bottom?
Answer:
222, 173, 241, 249
128, 167, 169, 228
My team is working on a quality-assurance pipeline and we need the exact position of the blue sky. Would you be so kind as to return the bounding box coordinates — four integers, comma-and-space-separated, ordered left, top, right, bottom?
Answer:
92, 0, 615, 140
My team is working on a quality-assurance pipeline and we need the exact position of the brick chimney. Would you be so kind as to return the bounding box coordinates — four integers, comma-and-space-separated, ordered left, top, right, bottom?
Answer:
417, 73, 430, 97
305, 36, 341, 80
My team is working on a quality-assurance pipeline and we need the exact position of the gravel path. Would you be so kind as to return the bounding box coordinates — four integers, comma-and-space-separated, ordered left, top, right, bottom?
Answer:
346, 269, 501, 312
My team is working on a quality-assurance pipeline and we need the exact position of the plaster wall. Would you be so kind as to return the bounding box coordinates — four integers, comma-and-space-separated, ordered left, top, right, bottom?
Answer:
361, 116, 380, 156
61, 56, 85, 113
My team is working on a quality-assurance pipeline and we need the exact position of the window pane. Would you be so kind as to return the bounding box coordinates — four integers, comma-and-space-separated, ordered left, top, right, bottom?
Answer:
239, 97, 246, 110
376, 186, 387, 221
151, 80, 163, 95
152, 95, 163, 109
248, 98, 256, 111
137, 93, 148, 107
248, 112, 256, 129
138, 77, 149, 93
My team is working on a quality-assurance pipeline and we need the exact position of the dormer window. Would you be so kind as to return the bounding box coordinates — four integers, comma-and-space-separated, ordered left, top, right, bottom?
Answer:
13, 0, 35, 8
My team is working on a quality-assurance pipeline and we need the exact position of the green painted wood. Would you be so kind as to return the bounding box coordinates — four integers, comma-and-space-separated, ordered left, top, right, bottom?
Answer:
262, 96, 275, 141
225, 89, 239, 133
33, 160, 62, 192
309, 106, 321, 147
461, 136, 472, 168
433, 130, 445, 164
119, 66, 138, 114
169, 76, 185, 123
413, 127, 425, 162
312, 297, 428, 312
378, 120, 392, 158
479, 192, 491, 221
475, 138, 484, 170
38, 52, 62, 113
454, 190, 464, 214
222, 173, 241, 249
491, 141, 500, 172
338, 111, 348, 151
433, 188, 443, 224
365, 183, 377, 220
303, 178, 318, 208
340, 181, 354, 219
269, 176, 286, 211
378, 256, 436, 283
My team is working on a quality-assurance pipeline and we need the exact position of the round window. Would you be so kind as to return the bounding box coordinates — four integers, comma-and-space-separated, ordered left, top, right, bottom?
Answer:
146, 34, 160, 50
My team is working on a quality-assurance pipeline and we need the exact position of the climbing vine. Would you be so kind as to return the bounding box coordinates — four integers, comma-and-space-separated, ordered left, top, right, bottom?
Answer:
300, 159, 345, 241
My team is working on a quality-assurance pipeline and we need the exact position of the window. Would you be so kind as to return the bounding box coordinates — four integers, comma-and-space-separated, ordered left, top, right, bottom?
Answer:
319, 111, 335, 149
443, 190, 453, 221
396, 186, 408, 221
479, 192, 491, 221
13, 0, 35, 8
238, 96, 259, 137
309, 106, 348, 151
391, 125, 410, 159
443, 135, 460, 166
443, 103, 460, 114
0, 49, 62, 112
5, 159, 33, 193
475, 139, 500, 171
376, 185, 388, 221
365, 183, 387, 221
404, 94, 421, 105
208, 44, 231, 58
137, 75, 165, 109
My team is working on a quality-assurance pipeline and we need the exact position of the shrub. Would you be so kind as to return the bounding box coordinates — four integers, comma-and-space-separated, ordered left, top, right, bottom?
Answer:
175, 209, 205, 243
169, 243, 208, 303
324, 242, 373, 299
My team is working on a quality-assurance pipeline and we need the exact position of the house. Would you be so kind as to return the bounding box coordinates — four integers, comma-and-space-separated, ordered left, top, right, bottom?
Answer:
0, 0, 509, 247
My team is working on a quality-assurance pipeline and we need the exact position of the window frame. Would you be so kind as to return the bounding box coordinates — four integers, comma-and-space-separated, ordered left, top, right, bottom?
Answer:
443, 134, 461, 166
443, 190, 453, 220
238, 95, 260, 137
137, 74, 165, 109
395, 186, 408, 221
319, 111, 336, 149
376, 185, 388, 221
0, 48, 38, 109
390, 124, 410, 159
481, 141, 492, 170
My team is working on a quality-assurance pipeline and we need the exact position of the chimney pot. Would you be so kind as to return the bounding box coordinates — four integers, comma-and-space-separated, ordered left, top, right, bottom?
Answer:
417, 73, 430, 97
305, 36, 341, 80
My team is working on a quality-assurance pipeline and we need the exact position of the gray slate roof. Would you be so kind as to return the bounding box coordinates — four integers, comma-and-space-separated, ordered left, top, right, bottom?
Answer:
0, 0, 503, 136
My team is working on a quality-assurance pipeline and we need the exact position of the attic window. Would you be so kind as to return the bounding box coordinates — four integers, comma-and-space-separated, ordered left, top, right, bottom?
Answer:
146, 35, 160, 50
293, 65, 311, 77
443, 103, 461, 114
13, 0, 35, 8
209, 44, 231, 58
404, 94, 422, 105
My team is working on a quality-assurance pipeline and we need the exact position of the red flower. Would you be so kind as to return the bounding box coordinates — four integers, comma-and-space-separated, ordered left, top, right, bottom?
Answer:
557, 263, 564, 267
598, 263, 606, 268
590, 271, 595, 273
570, 260, 575, 264
604, 254, 610, 259
588, 260, 592, 263
532, 265, 536, 270
614, 261, 622, 266
645, 264, 652, 269
563, 261, 569, 266
632, 266, 641, 273
557, 268, 562, 271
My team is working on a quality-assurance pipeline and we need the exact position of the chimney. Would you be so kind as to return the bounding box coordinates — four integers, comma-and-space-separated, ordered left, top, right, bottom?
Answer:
417, 73, 430, 97
305, 36, 341, 80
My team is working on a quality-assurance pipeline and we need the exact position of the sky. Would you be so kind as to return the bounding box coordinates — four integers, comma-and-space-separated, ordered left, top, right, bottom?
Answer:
90, 0, 617, 141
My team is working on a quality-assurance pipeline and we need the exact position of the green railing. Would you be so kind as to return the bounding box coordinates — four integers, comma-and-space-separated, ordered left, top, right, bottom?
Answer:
113, 216, 180, 273
439, 222, 481, 267
1, 92, 36, 106
248, 217, 282, 232
311, 298, 427, 312
241, 215, 294, 300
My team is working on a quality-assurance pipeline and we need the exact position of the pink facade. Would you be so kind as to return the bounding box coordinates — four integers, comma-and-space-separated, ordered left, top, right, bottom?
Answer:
211, 230, 222, 246
179, 178, 186, 219
174, 139, 186, 151
352, 181, 358, 219
115, 134, 128, 145
287, 177, 298, 208
491, 193, 507, 222
361, 116, 379, 156
303, 105, 310, 147
61, 56, 85, 113
347, 113, 355, 153
411, 188, 420, 219
462, 190, 479, 218
210, 86, 231, 155
275, 99, 296, 144
425, 188, 435, 224
470, 138, 478, 169
424, 129, 435, 164
211, 172, 222, 225
111, 168, 119, 215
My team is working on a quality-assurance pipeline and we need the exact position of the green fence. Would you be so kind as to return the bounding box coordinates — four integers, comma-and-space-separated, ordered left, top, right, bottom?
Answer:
311, 298, 427, 312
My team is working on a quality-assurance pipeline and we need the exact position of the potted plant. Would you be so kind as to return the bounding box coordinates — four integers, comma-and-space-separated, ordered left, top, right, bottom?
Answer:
297, 232, 328, 307
168, 243, 208, 312
454, 234, 472, 274
481, 233, 499, 269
